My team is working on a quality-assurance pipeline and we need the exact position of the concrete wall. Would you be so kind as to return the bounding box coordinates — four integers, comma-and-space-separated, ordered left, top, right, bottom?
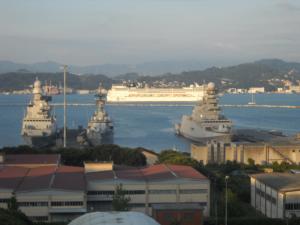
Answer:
192, 143, 300, 165
86, 179, 210, 217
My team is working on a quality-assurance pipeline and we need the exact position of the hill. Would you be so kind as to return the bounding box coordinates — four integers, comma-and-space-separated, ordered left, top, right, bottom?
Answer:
1, 59, 300, 92
0, 72, 113, 91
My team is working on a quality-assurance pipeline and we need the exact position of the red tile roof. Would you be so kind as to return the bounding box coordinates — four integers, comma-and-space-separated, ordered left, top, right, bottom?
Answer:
167, 165, 207, 180
0, 166, 29, 190
4, 154, 60, 165
52, 166, 85, 191
140, 164, 175, 180
17, 166, 57, 191
85, 164, 208, 182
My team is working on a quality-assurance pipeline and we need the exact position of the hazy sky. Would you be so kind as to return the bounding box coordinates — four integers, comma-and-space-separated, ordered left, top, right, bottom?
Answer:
0, 0, 300, 66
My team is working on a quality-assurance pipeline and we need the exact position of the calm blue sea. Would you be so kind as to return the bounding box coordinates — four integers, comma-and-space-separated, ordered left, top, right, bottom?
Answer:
0, 94, 300, 152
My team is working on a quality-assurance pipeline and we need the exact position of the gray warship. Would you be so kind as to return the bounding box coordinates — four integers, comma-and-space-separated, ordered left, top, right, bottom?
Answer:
86, 84, 113, 146
175, 82, 232, 142
21, 79, 57, 147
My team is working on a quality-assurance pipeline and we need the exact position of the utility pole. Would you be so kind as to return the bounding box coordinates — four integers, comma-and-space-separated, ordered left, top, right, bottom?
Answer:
225, 175, 229, 225
63, 65, 67, 148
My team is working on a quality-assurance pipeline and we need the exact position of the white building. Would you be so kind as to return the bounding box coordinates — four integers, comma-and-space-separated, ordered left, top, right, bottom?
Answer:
85, 163, 210, 217
250, 173, 300, 218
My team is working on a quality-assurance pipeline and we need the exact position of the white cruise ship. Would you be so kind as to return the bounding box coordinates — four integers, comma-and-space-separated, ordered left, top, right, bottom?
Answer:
21, 79, 57, 147
175, 82, 232, 142
107, 84, 205, 103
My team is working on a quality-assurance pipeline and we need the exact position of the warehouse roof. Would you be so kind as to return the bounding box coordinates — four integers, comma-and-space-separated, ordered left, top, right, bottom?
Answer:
86, 164, 207, 182
0, 165, 85, 192
3, 154, 60, 166
251, 173, 300, 192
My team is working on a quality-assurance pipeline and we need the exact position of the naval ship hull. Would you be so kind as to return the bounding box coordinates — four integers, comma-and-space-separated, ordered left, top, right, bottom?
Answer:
175, 116, 232, 143
22, 134, 57, 148
87, 131, 113, 146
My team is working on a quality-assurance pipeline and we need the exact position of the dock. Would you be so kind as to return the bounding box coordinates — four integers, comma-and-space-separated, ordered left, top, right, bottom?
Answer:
0, 103, 300, 109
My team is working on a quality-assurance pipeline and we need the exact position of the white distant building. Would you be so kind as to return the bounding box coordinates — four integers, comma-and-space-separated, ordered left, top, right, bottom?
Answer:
248, 87, 265, 93
250, 173, 300, 218
289, 85, 300, 93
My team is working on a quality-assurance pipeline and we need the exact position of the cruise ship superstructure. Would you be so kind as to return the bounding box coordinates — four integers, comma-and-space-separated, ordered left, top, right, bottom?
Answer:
21, 79, 57, 147
87, 84, 113, 146
107, 84, 205, 103
175, 82, 232, 142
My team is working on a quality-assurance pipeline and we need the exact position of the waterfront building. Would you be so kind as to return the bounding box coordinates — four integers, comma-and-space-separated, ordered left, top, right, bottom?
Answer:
0, 155, 210, 222
250, 173, 300, 218
85, 163, 210, 217
191, 141, 300, 165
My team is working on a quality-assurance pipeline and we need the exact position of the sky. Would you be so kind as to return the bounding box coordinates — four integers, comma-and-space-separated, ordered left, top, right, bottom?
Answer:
0, 0, 300, 66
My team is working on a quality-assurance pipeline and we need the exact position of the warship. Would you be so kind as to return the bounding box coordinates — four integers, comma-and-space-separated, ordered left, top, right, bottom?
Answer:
21, 79, 57, 147
86, 84, 113, 146
175, 82, 232, 142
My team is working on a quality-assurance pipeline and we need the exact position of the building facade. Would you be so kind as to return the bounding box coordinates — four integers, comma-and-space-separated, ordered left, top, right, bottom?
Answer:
85, 164, 210, 217
191, 142, 300, 165
250, 173, 300, 218
0, 155, 210, 222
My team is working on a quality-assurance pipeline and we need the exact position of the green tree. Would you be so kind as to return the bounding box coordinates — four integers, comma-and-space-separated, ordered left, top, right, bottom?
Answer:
7, 196, 19, 211
112, 184, 131, 211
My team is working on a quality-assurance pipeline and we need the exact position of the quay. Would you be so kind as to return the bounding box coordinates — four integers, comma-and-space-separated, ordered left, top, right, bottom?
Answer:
0, 103, 300, 108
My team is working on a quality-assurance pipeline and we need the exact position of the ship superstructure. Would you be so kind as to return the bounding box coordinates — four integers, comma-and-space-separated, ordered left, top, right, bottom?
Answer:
87, 84, 113, 146
21, 79, 57, 147
175, 82, 232, 142
107, 83, 205, 103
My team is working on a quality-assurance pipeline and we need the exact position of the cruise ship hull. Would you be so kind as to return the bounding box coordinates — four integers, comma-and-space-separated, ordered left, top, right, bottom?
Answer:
107, 85, 205, 103
176, 116, 232, 143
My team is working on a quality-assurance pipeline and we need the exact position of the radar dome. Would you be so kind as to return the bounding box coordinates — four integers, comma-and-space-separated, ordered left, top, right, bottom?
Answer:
207, 82, 215, 91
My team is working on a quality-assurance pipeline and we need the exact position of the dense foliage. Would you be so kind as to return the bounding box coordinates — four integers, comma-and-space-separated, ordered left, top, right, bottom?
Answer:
1, 144, 147, 167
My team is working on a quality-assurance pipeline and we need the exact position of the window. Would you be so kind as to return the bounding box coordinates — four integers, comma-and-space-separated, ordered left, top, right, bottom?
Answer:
124, 190, 145, 195
18, 202, 48, 207
51, 201, 83, 207
0, 199, 9, 203
285, 203, 300, 210
180, 189, 207, 194
149, 189, 176, 194
87, 191, 114, 196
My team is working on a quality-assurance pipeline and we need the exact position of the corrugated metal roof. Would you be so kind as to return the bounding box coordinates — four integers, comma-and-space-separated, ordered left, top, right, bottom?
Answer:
251, 173, 300, 192
3, 154, 60, 165
85, 164, 208, 182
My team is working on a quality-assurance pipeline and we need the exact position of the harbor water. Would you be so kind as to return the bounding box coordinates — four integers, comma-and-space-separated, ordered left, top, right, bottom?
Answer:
0, 93, 300, 152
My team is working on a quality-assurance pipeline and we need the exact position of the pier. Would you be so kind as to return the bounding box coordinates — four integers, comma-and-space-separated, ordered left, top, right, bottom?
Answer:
0, 103, 300, 108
